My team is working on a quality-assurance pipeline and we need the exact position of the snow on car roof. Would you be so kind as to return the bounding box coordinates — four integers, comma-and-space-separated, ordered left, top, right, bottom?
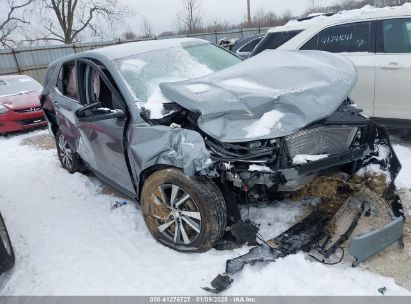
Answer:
268, 3, 411, 33
86, 38, 209, 61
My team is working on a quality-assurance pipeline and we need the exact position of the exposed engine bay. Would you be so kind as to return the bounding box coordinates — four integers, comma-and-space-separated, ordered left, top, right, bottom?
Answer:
143, 99, 377, 206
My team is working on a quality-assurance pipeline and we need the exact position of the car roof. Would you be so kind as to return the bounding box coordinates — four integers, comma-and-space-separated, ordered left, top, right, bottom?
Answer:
268, 3, 411, 33
84, 37, 210, 61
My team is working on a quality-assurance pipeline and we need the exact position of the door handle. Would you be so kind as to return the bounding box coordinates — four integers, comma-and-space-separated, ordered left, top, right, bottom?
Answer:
382, 62, 403, 70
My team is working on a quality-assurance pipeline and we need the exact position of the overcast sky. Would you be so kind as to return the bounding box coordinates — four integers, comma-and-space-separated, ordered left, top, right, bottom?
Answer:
0, 0, 349, 42
122, 0, 341, 35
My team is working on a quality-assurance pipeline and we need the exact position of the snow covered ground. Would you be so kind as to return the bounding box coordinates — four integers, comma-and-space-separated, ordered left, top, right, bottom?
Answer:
0, 129, 410, 295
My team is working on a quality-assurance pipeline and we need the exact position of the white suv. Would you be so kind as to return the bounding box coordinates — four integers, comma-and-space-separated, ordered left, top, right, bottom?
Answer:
252, 5, 411, 126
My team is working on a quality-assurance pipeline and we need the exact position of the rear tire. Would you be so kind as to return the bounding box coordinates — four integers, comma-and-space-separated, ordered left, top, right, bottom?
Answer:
0, 213, 15, 273
55, 129, 83, 174
141, 168, 227, 252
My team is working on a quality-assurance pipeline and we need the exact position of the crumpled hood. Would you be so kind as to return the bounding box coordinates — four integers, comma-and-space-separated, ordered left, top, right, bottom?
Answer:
159, 50, 357, 143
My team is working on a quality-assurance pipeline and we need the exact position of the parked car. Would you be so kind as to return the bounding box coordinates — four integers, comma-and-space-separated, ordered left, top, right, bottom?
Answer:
231, 34, 265, 58
0, 75, 46, 134
0, 212, 15, 274
41, 38, 398, 252
251, 5, 411, 127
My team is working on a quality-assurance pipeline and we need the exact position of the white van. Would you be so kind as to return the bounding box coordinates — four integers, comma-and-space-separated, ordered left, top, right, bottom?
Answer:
252, 4, 411, 126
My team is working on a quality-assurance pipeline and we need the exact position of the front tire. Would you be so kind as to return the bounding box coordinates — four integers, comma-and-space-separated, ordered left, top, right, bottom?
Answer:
0, 213, 15, 273
141, 168, 227, 252
55, 129, 82, 174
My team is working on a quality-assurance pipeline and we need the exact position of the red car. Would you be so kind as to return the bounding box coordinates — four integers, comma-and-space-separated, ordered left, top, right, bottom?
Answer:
0, 75, 47, 134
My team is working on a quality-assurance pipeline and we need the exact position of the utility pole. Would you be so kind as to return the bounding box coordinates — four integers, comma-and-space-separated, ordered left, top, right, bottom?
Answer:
247, 0, 251, 26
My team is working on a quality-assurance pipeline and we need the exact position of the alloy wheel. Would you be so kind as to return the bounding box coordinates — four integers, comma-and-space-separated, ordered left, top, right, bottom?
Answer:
58, 134, 73, 170
150, 184, 202, 245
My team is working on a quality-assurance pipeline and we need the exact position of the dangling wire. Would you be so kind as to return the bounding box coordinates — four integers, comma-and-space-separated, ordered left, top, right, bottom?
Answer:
309, 247, 345, 265
256, 232, 287, 255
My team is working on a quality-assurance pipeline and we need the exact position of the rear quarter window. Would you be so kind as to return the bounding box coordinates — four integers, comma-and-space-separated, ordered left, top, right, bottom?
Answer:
57, 61, 79, 101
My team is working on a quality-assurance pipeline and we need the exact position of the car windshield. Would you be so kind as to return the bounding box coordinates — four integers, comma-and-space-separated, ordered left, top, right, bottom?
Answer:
0, 76, 42, 97
116, 43, 241, 102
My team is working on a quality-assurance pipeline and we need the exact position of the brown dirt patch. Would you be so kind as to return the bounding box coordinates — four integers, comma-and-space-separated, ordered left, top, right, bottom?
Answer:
20, 133, 55, 150
292, 174, 353, 215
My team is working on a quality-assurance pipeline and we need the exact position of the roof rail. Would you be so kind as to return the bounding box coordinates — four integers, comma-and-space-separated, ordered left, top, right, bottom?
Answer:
296, 12, 335, 22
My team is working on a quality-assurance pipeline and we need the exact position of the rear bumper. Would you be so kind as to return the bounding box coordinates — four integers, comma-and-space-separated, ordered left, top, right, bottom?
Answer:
0, 110, 47, 134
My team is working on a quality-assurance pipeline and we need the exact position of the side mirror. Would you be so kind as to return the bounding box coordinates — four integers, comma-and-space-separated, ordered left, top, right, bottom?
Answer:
75, 102, 101, 118
76, 103, 125, 122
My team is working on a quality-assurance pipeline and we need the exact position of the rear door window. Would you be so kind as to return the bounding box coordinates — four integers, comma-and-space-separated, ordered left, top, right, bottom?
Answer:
252, 30, 302, 55
301, 21, 371, 52
79, 61, 124, 111
376, 18, 411, 53
57, 62, 79, 100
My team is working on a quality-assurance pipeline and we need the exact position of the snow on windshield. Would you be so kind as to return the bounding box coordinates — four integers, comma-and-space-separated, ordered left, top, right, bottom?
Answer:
117, 43, 240, 118
243, 109, 285, 138
119, 47, 212, 101
142, 89, 173, 119
122, 59, 147, 73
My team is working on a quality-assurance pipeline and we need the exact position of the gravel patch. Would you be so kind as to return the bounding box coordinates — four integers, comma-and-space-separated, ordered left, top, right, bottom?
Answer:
20, 133, 55, 150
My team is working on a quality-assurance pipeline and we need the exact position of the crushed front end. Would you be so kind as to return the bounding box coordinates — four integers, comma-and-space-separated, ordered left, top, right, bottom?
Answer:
208, 101, 380, 205
203, 102, 405, 293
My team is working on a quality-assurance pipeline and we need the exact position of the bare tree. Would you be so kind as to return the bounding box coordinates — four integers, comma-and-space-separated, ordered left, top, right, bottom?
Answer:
279, 9, 292, 24
252, 9, 278, 28
33, 0, 131, 44
176, 0, 203, 34
122, 30, 137, 41
374, 0, 408, 6
305, 0, 326, 14
140, 17, 153, 38
0, 0, 34, 47
246, 0, 251, 26
157, 30, 175, 38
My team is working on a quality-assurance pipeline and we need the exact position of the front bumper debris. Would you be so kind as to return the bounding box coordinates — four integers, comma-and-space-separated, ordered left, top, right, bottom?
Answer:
203, 124, 405, 294
349, 216, 404, 267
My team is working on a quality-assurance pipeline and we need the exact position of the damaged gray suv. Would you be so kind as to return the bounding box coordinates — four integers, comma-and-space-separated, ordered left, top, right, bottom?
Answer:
41, 38, 403, 254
